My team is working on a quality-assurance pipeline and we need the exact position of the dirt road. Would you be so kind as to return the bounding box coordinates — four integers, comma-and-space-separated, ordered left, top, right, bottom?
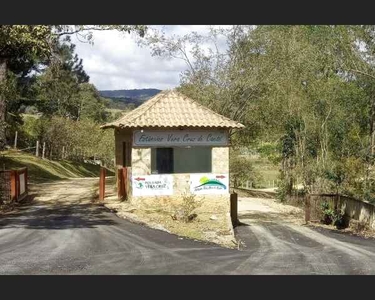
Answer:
235, 196, 375, 274
1, 179, 375, 274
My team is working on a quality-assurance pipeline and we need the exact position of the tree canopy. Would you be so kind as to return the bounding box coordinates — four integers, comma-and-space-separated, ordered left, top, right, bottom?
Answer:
143, 25, 375, 202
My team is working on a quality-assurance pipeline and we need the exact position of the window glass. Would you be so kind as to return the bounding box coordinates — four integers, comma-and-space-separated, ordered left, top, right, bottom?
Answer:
151, 147, 212, 174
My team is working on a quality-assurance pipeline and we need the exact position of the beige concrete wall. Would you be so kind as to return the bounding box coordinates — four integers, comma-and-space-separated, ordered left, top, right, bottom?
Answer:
212, 147, 229, 173
131, 148, 151, 175
130, 147, 229, 194
114, 129, 231, 216
114, 129, 133, 169
129, 147, 230, 213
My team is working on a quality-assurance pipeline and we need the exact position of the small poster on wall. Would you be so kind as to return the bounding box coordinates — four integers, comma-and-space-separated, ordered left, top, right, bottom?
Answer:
190, 174, 229, 195
132, 174, 173, 196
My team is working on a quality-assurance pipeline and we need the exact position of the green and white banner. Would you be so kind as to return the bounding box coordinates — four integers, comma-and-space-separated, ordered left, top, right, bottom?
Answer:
190, 174, 229, 195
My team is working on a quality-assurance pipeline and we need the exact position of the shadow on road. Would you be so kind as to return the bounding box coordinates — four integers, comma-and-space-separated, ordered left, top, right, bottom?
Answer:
0, 198, 116, 230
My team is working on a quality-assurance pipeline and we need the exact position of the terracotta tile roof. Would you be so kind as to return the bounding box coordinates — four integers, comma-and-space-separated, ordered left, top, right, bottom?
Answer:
101, 90, 245, 129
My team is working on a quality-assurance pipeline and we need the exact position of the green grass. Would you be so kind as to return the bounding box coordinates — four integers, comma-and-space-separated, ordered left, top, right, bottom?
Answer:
247, 156, 280, 188
0, 150, 114, 184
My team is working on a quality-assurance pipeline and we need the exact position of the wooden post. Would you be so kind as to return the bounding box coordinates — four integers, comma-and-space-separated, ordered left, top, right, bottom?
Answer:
35, 140, 39, 157
17, 169, 20, 201
62, 146, 65, 160
117, 168, 124, 199
14, 131, 18, 149
99, 167, 106, 201
10, 170, 18, 202
42, 142, 46, 159
24, 168, 28, 194
305, 194, 311, 224
230, 192, 239, 227
122, 167, 128, 199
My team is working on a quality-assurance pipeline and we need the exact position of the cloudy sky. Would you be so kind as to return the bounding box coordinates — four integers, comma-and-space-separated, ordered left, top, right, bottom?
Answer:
71, 25, 228, 91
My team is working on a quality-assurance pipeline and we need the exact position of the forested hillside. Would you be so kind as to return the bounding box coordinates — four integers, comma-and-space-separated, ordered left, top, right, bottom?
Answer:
99, 88, 161, 99
99, 89, 161, 110
0, 25, 147, 169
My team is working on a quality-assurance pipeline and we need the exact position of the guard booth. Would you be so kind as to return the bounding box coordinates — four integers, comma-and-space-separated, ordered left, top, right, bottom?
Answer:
101, 90, 244, 214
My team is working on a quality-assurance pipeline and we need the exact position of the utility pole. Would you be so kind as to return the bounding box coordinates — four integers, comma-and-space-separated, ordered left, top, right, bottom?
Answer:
35, 140, 39, 157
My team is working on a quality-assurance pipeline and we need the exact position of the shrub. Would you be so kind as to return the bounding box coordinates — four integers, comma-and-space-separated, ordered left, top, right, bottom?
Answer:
229, 154, 263, 188
320, 201, 334, 225
172, 191, 202, 223
332, 208, 345, 229
320, 201, 346, 229
276, 180, 288, 202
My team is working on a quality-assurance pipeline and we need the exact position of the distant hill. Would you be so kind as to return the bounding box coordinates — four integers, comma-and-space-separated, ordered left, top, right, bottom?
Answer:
99, 88, 162, 110
100, 88, 161, 100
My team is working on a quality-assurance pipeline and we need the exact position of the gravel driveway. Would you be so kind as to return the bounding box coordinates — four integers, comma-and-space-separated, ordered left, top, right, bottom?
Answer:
1, 178, 375, 274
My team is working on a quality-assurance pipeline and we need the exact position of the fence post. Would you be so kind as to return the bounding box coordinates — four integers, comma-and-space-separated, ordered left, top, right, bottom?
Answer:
42, 142, 46, 159
230, 192, 239, 227
99, 167, 106, 201
35, 140, 39, 157
305, 194, 311, 224
14, 131, 18, 149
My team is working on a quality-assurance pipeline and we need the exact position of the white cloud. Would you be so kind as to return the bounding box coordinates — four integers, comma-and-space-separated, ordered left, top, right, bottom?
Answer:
71, 25, 230, 91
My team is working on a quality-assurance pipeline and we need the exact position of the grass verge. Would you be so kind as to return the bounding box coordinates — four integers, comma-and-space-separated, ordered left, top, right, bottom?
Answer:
0, 150, 114, 183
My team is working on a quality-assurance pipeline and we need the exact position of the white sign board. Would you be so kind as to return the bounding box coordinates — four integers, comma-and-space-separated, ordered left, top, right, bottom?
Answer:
133, 130, 228, 147
132, 174, 173, 196
190, 174, 229, 195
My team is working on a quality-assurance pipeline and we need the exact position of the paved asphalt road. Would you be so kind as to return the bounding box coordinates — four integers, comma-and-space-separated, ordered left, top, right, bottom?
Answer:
1, 178, 375, 274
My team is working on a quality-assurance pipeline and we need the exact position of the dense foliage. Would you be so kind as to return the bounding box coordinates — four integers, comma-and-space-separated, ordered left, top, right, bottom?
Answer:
143, 25, 375, 202
0, 25, 147, 168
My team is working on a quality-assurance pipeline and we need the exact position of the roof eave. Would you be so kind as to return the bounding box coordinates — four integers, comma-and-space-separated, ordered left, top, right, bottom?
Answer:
101, 124, 245, 130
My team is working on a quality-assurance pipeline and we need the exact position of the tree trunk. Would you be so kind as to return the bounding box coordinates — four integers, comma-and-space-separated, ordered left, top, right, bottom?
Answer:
365, 98, 375, 186
369, 98, 375, 158
0, 57, 8, 150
